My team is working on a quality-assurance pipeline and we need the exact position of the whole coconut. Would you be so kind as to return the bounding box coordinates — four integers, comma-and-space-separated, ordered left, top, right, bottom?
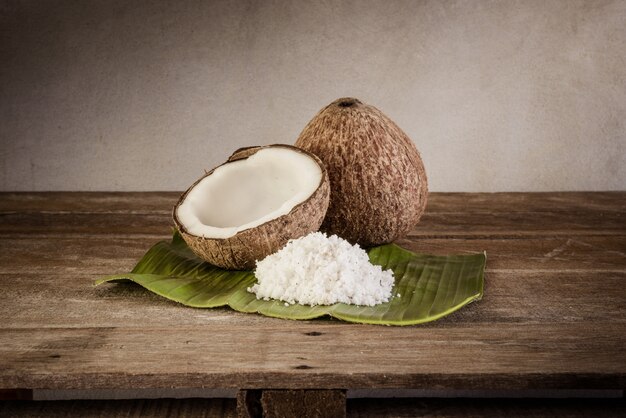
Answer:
295, 97, 427, 246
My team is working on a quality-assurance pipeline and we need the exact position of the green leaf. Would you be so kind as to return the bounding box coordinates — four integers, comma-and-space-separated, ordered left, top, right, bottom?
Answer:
95, 233, 485, 325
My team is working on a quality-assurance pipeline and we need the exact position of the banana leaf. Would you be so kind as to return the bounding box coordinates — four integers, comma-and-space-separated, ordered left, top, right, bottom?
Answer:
95, 232, 485, 325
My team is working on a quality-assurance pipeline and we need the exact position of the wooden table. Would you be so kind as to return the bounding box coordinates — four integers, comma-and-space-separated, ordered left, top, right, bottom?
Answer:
0, 192, 624, 417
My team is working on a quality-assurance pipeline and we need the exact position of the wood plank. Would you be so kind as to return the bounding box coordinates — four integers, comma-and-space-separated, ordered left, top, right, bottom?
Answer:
348, 398, 626, 418
411, 211, 625, 237
1, 398, 624, 418
0, 210, 623, 237
0, 323, 624, 390
0, 233, 623, 329
0, 212, 171, 236
0, 235, 624, 275
1, 270, 624, 329
397, 236, 626, 271
424, 192, 626, 214
236, 390, 262, 418
0, 192, 180, 213
2, 192, 624, 214
0, 398, 237, 417
0, 272, 268, 329
256, 390, 346, 418
0, 236, 164, 275
0, 192, 624, 397
1, 192, 623, 237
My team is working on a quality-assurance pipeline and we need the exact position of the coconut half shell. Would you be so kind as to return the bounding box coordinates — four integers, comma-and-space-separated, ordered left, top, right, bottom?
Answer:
173, 144, 330, 270
295, 98, 428, 246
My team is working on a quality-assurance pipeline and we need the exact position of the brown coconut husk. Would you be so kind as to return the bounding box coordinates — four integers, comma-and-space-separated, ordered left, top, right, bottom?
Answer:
173, 144, 330, 270
295, 98, 428, 246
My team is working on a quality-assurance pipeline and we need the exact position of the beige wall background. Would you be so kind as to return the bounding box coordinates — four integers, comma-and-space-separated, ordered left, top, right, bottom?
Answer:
1, 0, 625, 192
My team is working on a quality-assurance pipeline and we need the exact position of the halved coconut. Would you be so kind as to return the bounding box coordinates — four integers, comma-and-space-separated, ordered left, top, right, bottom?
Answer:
173, 144, 330, 270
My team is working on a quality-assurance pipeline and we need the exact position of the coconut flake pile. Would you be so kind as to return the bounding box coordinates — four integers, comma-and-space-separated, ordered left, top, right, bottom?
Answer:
248, 232, 394, 306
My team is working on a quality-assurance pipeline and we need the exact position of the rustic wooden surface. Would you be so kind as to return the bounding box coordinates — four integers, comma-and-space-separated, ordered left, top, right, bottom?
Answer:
259, 390, 345, 417
0, 193, 624, 396
0, 398, 624, 417
0, 399, 237, 418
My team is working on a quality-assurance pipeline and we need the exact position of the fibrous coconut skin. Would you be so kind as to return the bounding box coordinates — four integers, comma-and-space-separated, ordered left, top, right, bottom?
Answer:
173, 144, 330, 270
295, 98, 428, 247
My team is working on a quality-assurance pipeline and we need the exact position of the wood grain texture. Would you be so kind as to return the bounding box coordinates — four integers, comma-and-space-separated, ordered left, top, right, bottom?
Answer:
2, 235, 625, 274
1, 192, 623, 214
2, 208, 623, 237
348, 398, 626, 418
0, 192, 179, 213
0, 324, 624, 389
1, 192, 623, 237
1, 398, 624, 418
0, 192, 624, 393
0, 399, 237, 418
1, 271, 624, 329
259, 390, 346, 418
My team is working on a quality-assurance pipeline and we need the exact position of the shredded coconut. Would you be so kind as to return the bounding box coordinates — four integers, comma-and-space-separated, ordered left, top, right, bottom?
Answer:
247, 232, 394, 306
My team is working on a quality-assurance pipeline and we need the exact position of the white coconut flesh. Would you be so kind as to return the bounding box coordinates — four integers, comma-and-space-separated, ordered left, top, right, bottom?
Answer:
176, 147, 323, 239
